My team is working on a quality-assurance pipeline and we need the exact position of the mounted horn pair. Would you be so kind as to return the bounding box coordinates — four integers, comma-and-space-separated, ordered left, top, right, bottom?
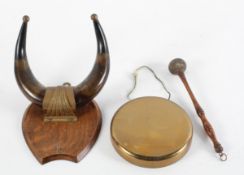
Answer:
15, 14, 110, 107
15, 14, 109, 164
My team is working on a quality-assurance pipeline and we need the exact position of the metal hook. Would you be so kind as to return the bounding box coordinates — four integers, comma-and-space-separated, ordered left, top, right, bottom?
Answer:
219, 152, 227, 161
127, 66, 171, 100
63, 82, 71, 86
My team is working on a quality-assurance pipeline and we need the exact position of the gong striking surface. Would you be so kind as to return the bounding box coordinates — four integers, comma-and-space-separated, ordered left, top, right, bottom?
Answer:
22, 101, 102, 164
111, 96, 193, 168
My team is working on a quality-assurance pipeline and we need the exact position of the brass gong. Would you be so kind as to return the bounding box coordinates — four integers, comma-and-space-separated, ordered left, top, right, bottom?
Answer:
110, 66, 193, 168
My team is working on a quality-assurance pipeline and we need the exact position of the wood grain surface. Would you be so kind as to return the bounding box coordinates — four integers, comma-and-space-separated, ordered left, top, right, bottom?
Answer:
22, 101, 102, 164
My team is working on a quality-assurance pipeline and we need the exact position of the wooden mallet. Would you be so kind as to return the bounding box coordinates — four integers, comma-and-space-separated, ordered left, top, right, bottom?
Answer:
169, 58, 227, 161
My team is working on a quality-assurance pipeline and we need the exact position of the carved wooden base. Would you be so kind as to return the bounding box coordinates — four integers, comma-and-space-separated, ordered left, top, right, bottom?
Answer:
22, 101, 102, 164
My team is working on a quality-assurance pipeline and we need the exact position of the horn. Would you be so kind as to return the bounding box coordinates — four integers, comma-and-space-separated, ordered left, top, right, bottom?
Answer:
74, 14, 110, 106
15, 15, 46, 105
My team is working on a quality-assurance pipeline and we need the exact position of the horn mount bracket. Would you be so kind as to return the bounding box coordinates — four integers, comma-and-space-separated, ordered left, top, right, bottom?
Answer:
43, 84, 78, 122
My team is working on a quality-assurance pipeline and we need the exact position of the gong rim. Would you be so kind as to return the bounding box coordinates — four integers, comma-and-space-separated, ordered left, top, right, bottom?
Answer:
110, 96, 193, 168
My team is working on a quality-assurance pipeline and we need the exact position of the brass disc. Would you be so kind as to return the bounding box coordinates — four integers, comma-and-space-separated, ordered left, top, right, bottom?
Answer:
111, 96, 192, 168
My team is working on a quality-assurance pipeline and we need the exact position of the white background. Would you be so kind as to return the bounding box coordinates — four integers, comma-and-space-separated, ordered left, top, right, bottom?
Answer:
0, 0, 243, 174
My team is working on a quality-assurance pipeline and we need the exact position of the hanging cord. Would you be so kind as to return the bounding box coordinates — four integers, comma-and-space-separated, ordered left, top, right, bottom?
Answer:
127, 66, 171, 100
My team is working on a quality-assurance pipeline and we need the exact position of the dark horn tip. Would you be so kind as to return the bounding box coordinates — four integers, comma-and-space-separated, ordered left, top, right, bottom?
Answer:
169, 58, 187, 75
23, 15, 30, 22
91, 14, 98, 21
